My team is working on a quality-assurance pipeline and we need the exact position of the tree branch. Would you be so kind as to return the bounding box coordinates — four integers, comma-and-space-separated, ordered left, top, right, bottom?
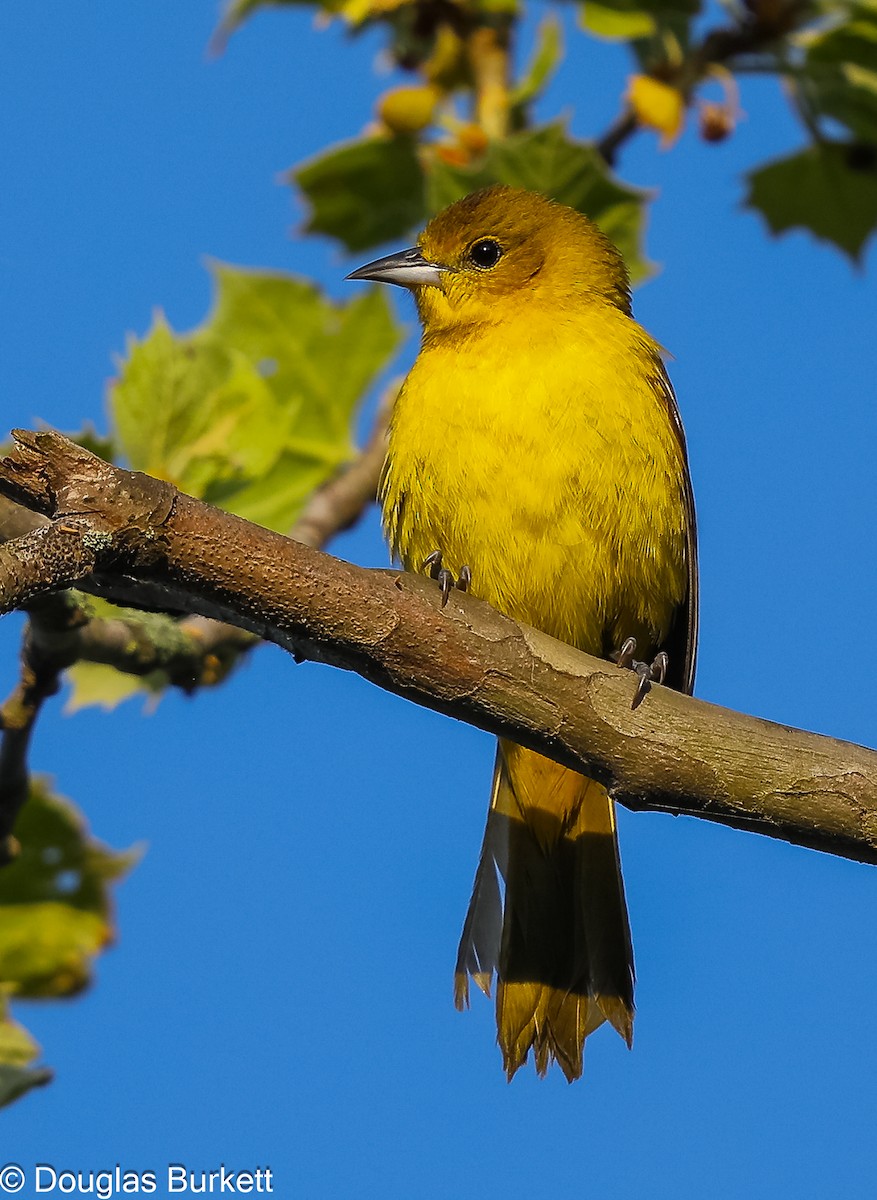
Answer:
2, 429, 877, 866
0, 405, 391, 852
0, 398, 392, 648
594, 12, 796, 166
174, 391, 392, 656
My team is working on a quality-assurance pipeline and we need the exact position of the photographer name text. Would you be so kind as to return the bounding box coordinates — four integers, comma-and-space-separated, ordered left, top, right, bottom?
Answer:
0, 1164, 274, 1196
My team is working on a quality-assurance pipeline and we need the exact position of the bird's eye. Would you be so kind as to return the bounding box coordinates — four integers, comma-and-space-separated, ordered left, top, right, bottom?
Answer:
468, 238, 503, 270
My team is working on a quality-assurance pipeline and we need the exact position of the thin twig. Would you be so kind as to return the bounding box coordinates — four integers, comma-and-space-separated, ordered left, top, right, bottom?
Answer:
0, 593, 89, 862
593, 12, 797, 166
596, 111, 638, 168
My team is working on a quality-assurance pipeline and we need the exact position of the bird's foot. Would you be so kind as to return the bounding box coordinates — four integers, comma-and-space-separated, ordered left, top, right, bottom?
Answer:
615, 637, 669, 710
423, 551, 472, 608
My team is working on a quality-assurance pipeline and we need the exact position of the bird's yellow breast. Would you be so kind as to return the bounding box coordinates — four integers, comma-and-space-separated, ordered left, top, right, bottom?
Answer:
381, 302, 688, 659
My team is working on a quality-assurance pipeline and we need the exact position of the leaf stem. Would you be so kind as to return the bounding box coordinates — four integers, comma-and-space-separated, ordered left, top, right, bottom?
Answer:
468, 21, 512, 140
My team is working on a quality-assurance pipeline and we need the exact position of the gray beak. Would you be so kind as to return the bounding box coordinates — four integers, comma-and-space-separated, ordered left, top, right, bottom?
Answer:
346, 247, 446, 290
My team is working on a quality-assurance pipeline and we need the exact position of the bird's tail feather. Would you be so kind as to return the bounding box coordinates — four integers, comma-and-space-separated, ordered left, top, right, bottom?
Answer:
454, 739, 634, 1081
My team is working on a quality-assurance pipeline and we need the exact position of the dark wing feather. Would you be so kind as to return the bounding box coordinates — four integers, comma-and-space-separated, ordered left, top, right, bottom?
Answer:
654, 362, 699, 696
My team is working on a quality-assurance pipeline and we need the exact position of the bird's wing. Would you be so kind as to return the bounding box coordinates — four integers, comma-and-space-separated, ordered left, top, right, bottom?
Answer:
654, 363, 699, 696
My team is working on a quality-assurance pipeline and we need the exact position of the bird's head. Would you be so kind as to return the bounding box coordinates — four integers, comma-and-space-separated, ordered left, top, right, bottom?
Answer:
347, 185, 631, 334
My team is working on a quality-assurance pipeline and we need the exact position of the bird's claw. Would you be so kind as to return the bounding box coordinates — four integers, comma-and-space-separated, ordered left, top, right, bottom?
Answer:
423, 551, 472, 608
615, 638, 669, 710
616, 636, 637, 671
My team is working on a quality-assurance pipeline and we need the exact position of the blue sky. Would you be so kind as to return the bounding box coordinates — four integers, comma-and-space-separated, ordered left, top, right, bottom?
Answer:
2, 3, 877, 1197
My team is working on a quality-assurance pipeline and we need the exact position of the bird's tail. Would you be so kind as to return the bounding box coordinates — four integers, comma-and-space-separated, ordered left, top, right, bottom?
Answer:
454, 739, 634, 1081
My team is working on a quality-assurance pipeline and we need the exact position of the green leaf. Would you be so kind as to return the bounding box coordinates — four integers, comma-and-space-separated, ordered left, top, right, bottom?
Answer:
0, 904, 107, 998
0, 989, 52, 1109
0, 779, 138, 998
218, 0, 290, 31
202, 447, 329, 531
111, 264, 401, 532
476, 0, 520, 11
745, 140, 877, 260
64, 661, 166, 714
800, 2, 877, 139
807, 3, 877, 73
580, 0, 698, 51
213, 0, 324, 47
581, 0, 657, 41
427, 123, 654, 282
807, 60, 877, 140
0, 1000, 41, 1069
112, 313, 231, 483
62, 595, 185, 713
206, 263, 399, 431
0, 1065, 53, 1110
0, 779, 136, 914
510, 16, 564, 116
294, 135, 427, 253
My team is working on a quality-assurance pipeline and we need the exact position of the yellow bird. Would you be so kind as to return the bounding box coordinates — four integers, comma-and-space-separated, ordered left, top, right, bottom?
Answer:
348, 185, 698, 1081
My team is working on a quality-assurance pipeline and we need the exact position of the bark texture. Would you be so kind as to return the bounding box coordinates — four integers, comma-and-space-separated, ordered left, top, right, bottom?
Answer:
2, 429, 876, 865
